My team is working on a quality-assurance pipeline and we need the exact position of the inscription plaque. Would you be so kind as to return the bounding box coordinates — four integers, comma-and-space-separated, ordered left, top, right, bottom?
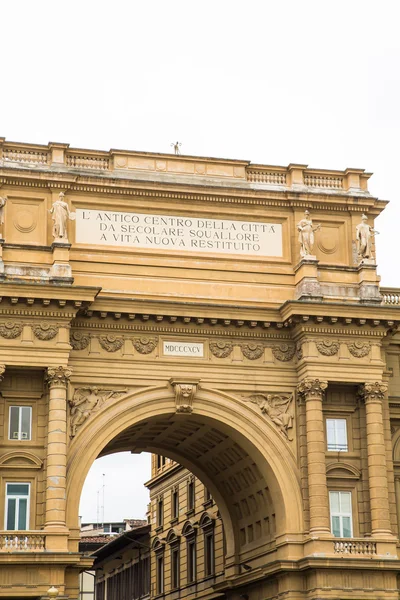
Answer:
75, 209, 283, 257
163, 342, 204, 357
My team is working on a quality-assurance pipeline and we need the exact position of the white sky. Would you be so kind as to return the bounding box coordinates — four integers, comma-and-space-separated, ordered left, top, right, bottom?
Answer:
2, 0, 400, 520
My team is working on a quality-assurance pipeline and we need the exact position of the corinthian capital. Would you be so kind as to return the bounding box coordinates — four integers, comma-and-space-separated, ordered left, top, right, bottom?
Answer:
359, 381, 388, 403
297, 378, 328, 400
0, 364, 5, 382
170, 378, 200, 413
46, 365, 72, 387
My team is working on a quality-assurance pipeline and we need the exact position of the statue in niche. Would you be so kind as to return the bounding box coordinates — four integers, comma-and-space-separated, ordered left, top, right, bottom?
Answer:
49, 192, 75, 242
69, 387, 125, 437
0, 195, 7, 228
356, 214, 379, 261
297, 210, 321, 258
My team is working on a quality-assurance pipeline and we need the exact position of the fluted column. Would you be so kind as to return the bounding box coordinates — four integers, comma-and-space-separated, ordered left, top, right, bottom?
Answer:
359, 381, 392, 537
45, 366, 71, 529
297, 378, 331, 536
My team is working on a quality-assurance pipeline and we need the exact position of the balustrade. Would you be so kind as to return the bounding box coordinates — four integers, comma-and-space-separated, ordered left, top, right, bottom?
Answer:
3, 148, 49, 164
304, 173, 343, 189
333, 539, 377, 556
0, 532, 45, 551
247, 168, 287, 185
66, 153, 109, 170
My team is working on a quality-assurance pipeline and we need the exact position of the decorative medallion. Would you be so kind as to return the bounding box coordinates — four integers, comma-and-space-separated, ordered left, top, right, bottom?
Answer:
347, 341, 370, 358
33, 322, 58, 340
242, 393, 294, 440
240, 342, 264, 360
70, 331, 90, 351
132, 336, 158, 354
209, 341, 233, 358
0, 322, 23, 339
272, 343, 296, 362
99, 334, 124, 352
316, 340, 340, 356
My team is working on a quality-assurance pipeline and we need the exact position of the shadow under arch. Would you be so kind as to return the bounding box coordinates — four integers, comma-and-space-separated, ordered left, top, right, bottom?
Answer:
66, 384, 303, 564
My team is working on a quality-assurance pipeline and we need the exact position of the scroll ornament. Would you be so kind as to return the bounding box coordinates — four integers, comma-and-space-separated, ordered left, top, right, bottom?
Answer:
272, 343, 296, 362
33, 322, 59, 340
99, 334, 124, 352
69, 387, 127, 437
70, 331, 90, 351
170, 378, 200, 413
132, 336, 158, 354
316, 340, 340, 356
0, 322, 23, 339
347, 341, 370, 358
242, 393, 294, 440
209, 341, 233, 358
240, 342, 264, 360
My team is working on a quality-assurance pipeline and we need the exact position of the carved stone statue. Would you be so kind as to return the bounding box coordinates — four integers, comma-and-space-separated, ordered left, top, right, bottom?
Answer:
49, 192, 75, 242
69, 387, 125, 437
356, 214, 379, 261
297, 210, 321, 258
0, 196, 7, 227
242, 393, 294, 440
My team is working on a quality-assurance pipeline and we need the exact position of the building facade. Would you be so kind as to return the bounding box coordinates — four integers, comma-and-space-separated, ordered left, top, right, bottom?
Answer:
0, 138, 400, 598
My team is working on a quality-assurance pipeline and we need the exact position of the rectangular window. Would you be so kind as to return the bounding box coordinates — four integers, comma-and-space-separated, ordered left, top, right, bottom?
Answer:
9, 406, 32, 441
329, 491, 353, 538
5, 483, 30, 530
172, 490, 179, 519
205, 532, 214, 576
326, 418, 348, 451
187, 539, 196, 583
156, 455, 166, 469
171, 546, 180, 589
188, 481, 195, 511
204, 488, 212, 502
157, 498, 163, 527
156, 555, 164, 594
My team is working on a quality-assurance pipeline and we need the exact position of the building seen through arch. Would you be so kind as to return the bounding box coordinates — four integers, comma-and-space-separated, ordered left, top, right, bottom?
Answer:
0, 138, 400, 599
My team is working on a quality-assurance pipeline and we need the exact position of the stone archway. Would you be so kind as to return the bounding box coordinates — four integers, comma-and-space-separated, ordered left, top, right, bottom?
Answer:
66, 384, 303, 571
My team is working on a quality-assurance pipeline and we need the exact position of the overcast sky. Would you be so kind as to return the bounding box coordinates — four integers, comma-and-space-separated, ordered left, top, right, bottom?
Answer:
2, 0, 400, 521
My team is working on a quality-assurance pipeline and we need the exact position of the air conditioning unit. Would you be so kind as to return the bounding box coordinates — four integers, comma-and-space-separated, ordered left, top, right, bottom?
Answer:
21, 432, 28, 439
12, 432, 19, 439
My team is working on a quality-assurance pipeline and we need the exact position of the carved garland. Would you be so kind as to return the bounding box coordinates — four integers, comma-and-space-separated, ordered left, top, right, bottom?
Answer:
240, 342, 263, 360
132, 336, 158, 354
98, 334, 124, 352
0, 322, 23, 339
272, 343, 296, 362
316, 340, 340, 356
33, 322, 59, 340
347, 341, 370, 358
209, 341, 233, 358
70, 331, 90, 350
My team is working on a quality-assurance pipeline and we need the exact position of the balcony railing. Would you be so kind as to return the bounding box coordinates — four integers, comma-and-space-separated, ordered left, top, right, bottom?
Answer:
333, 539, 377, 556
0, 532, 45, 551
381, 288, 400, 305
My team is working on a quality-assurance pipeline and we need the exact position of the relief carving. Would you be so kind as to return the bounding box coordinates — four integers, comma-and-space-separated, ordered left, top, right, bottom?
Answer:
296, 341, 304, 360
46, 366, 72, 387
358, 381, 388, 403
170, 378, 200, 413
240, 342, 263, 360
70, 331, 90, 351
0, 322, 23, 339
209, 341, 233, 358
347, 341, 370, 358
272, 343, 296, 362
33, 322, 59, 340
132, 336, 158, 354
69, 387, 127, 437
242, 393, 294, 440
98, 334, 124, 352
316, 339, 340, 356
297, 378, 328, 400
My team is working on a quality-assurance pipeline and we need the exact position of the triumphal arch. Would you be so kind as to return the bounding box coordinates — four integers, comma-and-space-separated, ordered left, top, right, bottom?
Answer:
1, 138, 400, 599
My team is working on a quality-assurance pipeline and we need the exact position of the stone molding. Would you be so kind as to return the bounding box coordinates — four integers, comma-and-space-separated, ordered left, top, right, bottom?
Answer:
169, 378, 200, 413
46, 366, 72, 387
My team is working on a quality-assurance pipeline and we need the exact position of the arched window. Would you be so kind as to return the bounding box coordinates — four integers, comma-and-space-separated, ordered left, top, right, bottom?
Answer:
182, 521, 197, 584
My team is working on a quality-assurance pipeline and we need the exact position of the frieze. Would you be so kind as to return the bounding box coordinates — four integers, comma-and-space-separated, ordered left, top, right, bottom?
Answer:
347, 341, 370, 358
316, 340, 340, 356
271, 343, 296, 362
132, 336, 158, 354
98, 334, 124, 352
241, 393, 294, 440
0, 322, 23, 339
32, 322, 59, 340
240, 342, 264, 360
209, 341, 233, 358
70, 331, 90, 351
69, 387, 127, 437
